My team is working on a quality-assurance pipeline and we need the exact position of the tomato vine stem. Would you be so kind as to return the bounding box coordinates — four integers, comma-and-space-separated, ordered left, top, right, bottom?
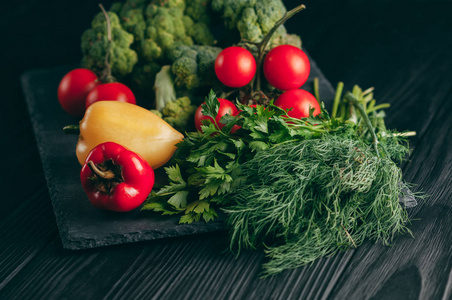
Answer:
254, 4, 306, 96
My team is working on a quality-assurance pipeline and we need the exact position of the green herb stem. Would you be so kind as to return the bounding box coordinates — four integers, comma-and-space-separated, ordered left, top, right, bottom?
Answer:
368, 103, 390, 113
345, 92, 380, 157
332, 82, 344, 119
313, 77, 321, 102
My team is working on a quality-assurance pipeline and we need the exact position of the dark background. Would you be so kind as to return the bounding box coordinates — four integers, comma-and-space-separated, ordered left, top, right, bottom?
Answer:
1, 0, 451, 299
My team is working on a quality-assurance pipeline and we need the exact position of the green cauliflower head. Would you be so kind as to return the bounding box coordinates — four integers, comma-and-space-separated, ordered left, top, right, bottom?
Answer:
213, 0, 301, 49
81, 11, 138, 78
140, 2, 193, 63
120, 8, 147, 42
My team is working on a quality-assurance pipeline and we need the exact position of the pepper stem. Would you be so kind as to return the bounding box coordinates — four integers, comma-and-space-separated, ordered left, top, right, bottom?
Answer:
87, 160, 116, 179
63, 124, 80, 134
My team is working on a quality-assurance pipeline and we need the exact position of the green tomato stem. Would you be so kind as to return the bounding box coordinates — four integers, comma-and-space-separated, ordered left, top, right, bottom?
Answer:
254, 4, 306, 94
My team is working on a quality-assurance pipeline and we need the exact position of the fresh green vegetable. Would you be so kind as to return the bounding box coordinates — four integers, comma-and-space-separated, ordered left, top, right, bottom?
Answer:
168, 44, 223, 91
154, 65, 177, 111
79, 1, 419, 277
82, 0, 218, 94
224, 136, 410, 277
80, 0, 304, 99
160, 97, 197, 132
212, 0, 301, 49
111, 0, 148, 42
143, 84, 417, 275
152, 64, 200, 132
81, 11, 138, 78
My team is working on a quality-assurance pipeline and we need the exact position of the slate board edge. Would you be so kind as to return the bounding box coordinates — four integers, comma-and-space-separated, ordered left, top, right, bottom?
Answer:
21, 69, 74, 248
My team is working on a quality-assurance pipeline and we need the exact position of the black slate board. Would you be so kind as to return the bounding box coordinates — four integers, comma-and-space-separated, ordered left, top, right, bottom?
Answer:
21, 57, 335, 250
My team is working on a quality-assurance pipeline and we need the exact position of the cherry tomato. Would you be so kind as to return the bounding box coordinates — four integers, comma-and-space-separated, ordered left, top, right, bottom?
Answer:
263, 45, 310, 91
194, 98, 240, 133
215, 47, 256, 88
85, 82, 136, 108
57, 68, 98, 117
274, 89, 320, 118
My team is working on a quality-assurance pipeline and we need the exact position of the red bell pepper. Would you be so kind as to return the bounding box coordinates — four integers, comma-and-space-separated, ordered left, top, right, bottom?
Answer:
80, 142, 155, 212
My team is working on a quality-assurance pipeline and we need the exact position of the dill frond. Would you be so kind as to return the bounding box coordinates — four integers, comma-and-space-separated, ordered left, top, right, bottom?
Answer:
223, 135, 411, 277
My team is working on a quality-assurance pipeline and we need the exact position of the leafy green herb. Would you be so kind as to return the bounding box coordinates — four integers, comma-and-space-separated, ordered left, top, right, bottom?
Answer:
223, 135, 410, 277
142, 83, 418, 276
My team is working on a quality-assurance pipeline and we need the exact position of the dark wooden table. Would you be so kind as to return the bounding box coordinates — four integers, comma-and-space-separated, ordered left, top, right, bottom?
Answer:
1, 1, 451, 299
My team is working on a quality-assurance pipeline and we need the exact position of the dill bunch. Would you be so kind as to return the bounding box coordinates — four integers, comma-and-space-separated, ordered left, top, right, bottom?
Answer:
224, 135, 412, 277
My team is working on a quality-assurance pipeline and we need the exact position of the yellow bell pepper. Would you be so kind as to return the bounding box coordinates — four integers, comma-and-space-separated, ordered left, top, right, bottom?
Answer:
76, 101, 184, 169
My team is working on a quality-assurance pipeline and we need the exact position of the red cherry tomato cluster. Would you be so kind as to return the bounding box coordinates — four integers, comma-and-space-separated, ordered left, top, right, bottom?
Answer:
57, 68, 136, 118
199, 45, 319, 131
264, 45, 319, 118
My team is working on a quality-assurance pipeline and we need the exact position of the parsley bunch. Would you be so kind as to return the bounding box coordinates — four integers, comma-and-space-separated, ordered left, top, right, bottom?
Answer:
142, 89, 325, 223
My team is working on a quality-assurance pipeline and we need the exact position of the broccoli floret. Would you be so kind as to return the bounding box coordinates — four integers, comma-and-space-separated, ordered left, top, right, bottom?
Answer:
212, 0, 257, 30
171, 56, 200, 90
168, 44, 222, 91
82, 0, 217, 92
120, 9, 147, 42
161, 96, 197, 132
109, 1, 148, 42
149, 109, 163, 118
185, 0, 212, 24
149, 96, 196, 132
141, 2, 193, 63
81, 11, 138, 77
191, 23, 215, 45
109, 2, 123, 14
119, 0, 148, 13
152, 0, 186, 10
212, 0, 301, 49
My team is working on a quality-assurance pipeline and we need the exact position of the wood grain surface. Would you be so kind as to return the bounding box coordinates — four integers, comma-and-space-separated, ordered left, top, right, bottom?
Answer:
1, 0, 451, 299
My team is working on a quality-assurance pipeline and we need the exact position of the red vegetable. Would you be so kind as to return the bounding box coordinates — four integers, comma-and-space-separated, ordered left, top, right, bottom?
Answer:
194, 98, 240, 133
263, 45, 310, 91
85, 82, 136, 109
274, 89, 320, 118
80, 142, 154, 212
57, 68, 98, 117
215, 46, 256, 88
